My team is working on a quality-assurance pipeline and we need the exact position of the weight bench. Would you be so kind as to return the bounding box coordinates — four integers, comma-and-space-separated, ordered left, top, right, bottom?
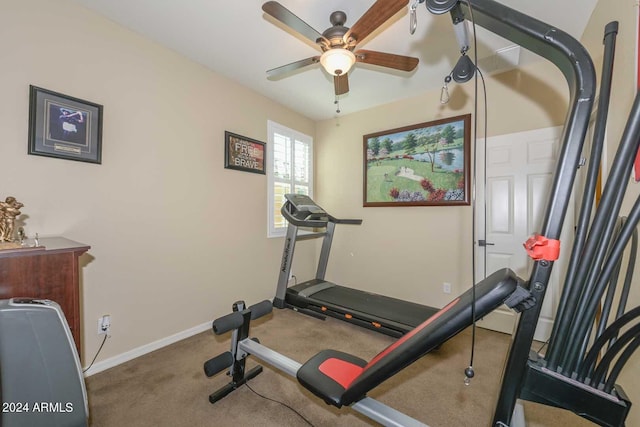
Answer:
204, 268, 525, 425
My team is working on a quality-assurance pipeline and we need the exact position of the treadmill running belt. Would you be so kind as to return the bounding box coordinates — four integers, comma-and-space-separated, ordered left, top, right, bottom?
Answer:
309, 285, 438, 328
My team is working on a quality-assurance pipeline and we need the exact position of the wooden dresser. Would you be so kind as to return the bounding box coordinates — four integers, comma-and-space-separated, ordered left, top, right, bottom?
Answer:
0, 237, 90, 356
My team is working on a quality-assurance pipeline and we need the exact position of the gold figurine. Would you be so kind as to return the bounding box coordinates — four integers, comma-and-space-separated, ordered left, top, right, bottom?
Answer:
0, 196, 24, 243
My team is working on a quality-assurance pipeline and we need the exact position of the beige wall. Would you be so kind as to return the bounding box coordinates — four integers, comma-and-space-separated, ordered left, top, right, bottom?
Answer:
0, 0, 316, 365
315, 62, 567, 307
316, 98, 472, 307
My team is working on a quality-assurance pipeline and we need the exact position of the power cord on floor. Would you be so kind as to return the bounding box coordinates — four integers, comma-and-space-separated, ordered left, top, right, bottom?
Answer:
83, 334, 109, 373
245, 382, 315, 427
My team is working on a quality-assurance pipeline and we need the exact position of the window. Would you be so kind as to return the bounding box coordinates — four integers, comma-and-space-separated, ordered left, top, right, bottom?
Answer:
267, 120, 313, 237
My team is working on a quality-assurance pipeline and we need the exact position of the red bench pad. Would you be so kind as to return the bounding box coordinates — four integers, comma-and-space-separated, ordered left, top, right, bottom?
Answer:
296, 268, 520, 408
296, 350, 367, 406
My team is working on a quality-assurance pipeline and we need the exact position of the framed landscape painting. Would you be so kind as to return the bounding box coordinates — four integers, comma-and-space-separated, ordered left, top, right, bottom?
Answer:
363, 114, 471, 207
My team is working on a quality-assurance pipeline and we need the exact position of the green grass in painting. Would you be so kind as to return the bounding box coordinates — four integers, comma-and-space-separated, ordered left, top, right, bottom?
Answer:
366, 158, 462, 202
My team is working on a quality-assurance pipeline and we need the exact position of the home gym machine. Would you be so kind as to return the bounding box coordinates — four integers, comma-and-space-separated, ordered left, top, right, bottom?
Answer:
204, 0, 639, 426
275, 193, 438, 337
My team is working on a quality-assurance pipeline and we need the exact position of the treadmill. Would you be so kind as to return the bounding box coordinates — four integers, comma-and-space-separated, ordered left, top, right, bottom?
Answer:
274, 194, 439, 337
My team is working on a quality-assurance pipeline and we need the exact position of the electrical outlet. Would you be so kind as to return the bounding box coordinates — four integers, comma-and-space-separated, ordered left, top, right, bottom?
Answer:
98, 315, 111, 335
443, 282, 452, 294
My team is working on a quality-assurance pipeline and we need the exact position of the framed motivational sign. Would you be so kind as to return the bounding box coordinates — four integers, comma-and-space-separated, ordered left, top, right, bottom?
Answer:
224, 131, 266, 175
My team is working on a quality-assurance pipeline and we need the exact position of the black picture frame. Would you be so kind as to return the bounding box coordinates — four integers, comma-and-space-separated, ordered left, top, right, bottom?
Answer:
363, 114, 471, 207
28, 85, 103, 164
224, 131, 266, 175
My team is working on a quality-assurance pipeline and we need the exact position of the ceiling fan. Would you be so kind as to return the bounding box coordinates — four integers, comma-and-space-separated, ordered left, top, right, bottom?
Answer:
262, 0, 419, 96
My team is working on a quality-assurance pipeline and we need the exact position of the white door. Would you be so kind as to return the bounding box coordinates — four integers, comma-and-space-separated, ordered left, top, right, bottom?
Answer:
475, 126, 574, 341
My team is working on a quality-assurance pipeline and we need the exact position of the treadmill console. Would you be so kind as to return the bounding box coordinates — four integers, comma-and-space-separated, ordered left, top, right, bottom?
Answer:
281, 194, 329, 227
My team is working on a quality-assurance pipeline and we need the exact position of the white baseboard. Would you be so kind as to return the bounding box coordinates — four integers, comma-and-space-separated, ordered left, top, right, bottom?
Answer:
83, 320, 211, 377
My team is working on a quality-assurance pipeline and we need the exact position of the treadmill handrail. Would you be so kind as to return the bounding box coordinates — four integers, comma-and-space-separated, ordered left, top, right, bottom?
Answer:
333, 218, 363, 225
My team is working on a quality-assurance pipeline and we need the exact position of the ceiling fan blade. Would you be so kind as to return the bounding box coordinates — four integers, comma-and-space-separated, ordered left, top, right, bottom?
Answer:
334, 74, 349, 95
266, 57, 320, 79
345, 0, 408, 43
262, 1, 325, 46
355, 49, 419, 71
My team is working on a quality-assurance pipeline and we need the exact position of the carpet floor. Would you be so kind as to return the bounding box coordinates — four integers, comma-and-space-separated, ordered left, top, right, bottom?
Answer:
86, 308, 594, 426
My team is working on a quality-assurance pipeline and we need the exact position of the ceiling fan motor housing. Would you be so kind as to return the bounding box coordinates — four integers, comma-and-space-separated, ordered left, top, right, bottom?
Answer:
322, 11, 349, 48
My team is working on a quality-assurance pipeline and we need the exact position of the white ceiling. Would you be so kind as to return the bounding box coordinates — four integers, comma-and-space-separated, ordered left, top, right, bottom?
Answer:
70, 0, 597, 121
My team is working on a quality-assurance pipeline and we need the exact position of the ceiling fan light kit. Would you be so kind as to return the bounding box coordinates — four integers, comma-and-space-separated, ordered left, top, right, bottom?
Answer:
320, 49, 356, 76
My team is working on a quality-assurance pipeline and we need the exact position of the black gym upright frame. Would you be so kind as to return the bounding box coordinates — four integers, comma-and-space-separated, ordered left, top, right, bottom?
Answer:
426, 1, 636, 426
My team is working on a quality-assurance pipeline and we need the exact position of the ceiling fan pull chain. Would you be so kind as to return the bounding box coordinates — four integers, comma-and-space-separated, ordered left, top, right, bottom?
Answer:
334, 97, 341, 114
